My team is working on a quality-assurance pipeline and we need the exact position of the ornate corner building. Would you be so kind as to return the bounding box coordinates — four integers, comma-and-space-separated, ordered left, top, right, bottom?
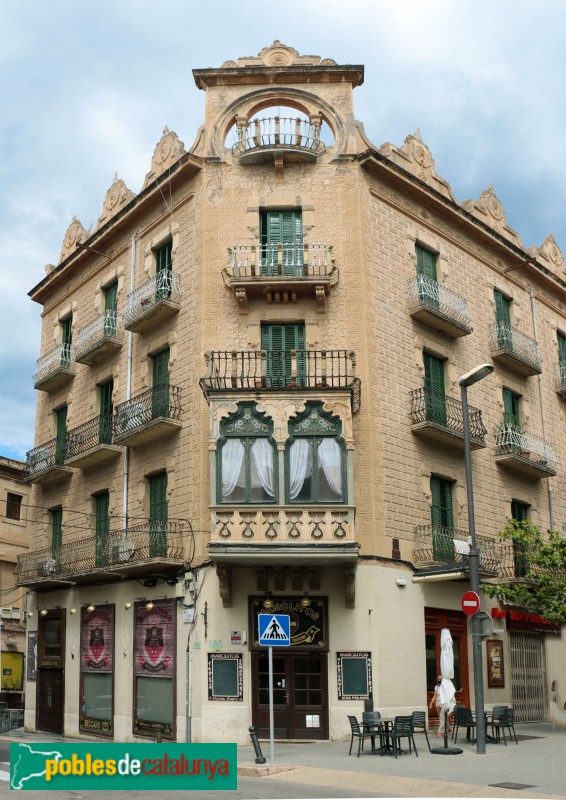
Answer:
18, 42, 566, 741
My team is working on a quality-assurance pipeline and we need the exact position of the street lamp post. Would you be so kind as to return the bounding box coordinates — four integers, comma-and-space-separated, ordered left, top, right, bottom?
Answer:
458, 363, 494, 756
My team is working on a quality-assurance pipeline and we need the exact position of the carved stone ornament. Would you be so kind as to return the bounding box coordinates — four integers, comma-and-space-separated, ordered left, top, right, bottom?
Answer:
539, 232, 565, 269
96, 174, 136, 230
59, 216, 89, 263
142, 127, 186, 189
225, 406, 271, 436
221, 41, 335, 70
461, 185, 523, 248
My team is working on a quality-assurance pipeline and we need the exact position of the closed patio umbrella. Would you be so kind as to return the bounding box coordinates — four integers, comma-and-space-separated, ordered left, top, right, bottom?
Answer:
431, 627, 462, 755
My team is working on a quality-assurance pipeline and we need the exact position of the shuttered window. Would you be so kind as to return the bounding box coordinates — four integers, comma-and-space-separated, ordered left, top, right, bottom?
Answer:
99, 380, 113, 444
423, 351, 446, 424
61, 316, 72, 368
511, 500, 530, 578
152, 348, 170, 417
104, 282, 118, 337
494, 290, 513, 350
149, 472, 168, 556
416, 245, 437, 281
260, 210, 303, 275
502, 388, 521, 426
430, 476, 455, 562
95, 492, 110, 567
261, 323, 306, 387
51, 507, 63, 559
558, 332, 566, 385
155, 241, 172, 273
55, 406, 67, 465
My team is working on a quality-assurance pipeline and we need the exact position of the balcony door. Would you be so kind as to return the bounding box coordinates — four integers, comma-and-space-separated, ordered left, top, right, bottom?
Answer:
99, 379, 113, 445
423, 351, 447, 426
152, 348, 170, 418
37, 610, 66, 736
262, 323, 305, 388
416, 245, 439, 309
495, 290, 513, 350
260, 210, 303, 276
425, 608, 469, 725
149, 472, 168, 557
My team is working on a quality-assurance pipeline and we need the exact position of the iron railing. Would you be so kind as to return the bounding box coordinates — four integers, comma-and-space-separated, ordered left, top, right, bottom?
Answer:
232, 116, 326, 158
74, 310, 122, 360
113, 385, 182, 437
200, 350, 361, 411
494, 422, 556, 471
25, 437, 67, 477
66, 414, 114, 459
555, 363, 566, 392
14, 521, 185, 584
489, 322, 541, 372
123, 271, 181, 328
410, 388, 487, 444
33, 343, 73, 386
407, 275, 472, 331
228, 243, 333, 278
413, 525, 499, 573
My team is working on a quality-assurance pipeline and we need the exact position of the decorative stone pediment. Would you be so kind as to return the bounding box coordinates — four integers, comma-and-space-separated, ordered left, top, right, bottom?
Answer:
142, 127, 186, 189
220, 41, 336, 69
96, 174, 136, 231
462, 185, 523, 248
528, 232, 565, 277
59, 217, 89, 263
379, 130, 457, 202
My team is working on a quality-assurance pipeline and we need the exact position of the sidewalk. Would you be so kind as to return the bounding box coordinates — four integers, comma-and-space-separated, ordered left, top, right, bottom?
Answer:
2, 722, 565, 798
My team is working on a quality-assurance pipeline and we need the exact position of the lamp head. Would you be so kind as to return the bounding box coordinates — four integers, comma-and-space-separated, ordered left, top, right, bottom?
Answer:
458, 363, 494, 388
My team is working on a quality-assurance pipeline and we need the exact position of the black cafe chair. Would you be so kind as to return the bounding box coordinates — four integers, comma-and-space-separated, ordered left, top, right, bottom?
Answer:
347, 715, 375, 757
362, 711, 384, 753
490, 705, 509, 745
391, 715, 418, 759
503, 707, 518, 745
452, 706, 476, 744
411, 710, 432, 752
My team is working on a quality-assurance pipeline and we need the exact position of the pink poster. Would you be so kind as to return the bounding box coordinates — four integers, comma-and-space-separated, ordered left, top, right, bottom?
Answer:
134, 600, 175, 677
81, 606, 114, 673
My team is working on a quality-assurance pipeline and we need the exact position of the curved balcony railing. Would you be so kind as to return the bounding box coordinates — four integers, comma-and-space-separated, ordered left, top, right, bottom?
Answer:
113, 385, 182, 438
26, 437, 67, 477
489, 322, 541, 373
74, 310, 122, 361
407, 275, 472, 331
413, 525, 499, 573
66, 414, 114, 459
410, 388, 487, 445
232, 116, 326, 160
494, 422, 556, 471
33, 343, 73, 386
123, 271, 181, 328
229, 243, 333, 278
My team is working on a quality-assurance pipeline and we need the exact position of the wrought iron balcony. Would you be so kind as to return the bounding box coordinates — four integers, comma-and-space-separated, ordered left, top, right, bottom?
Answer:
66, 414, 122, 470
555, 363, 566, 397
113, 385, 182, 445
25, 437, 73, 485
200, 350, 361, 412
14, 521, 185, 588
407, 275, 472, 337
232, 116, 326, 165
413, 525, 499, 577
489, 322, 541, 376
74, 310, 123, 365
494, 422, 557, 478
33, 343, 74, 392
123, 271, 181, 334
410, 388, 487, 450
224, 243, 338, 311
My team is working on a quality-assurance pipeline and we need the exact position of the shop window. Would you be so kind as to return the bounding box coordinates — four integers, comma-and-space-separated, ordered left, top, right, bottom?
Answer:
80, 605, 114, 736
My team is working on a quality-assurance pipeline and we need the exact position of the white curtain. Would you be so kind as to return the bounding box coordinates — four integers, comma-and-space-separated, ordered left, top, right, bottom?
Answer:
221, 439, 245, 498
318, 438, 342, 497
251, 438, 275, 497
289, 439, 310, 499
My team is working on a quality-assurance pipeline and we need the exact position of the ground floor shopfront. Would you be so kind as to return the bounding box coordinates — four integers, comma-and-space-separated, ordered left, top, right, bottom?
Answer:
23, 562, 566, 742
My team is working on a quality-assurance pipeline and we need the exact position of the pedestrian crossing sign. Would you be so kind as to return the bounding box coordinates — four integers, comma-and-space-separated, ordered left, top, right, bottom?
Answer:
258, 614, 291, 647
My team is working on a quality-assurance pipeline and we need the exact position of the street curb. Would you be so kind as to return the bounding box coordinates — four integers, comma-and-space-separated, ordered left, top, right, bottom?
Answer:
238, 764, 298, 777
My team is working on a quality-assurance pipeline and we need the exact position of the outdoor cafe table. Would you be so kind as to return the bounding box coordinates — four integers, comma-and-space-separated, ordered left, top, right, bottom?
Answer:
363, 717, 396, 755
470, 710, 499, 744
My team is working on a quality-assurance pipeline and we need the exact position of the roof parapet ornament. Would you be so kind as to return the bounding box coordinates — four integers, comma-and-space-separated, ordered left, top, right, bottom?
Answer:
96, 174, 136, 231
143, 126, 186, 189
220, 41, 336, 69
462, 185, 524, 249
528, 232, 565, 275
59, 216, 90, 264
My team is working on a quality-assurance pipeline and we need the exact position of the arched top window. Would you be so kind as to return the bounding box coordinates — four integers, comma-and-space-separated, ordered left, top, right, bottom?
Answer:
286, 403, 346, 504
218, 403, 277, 504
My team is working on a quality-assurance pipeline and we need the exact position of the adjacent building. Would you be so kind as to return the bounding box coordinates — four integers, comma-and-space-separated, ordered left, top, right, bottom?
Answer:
17, 42, 566, 742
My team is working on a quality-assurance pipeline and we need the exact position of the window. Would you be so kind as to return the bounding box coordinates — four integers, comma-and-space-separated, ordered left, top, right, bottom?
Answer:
103, 282, 118, 336
286, 403, 345, 503
416, 244, 439, 308
558, 332, 566, 386
423, 351, 446, 425
155, 241, 172, 300
494, 290, 512, 349
149, 472, 168, 556
218, 403, 276, 504
99, 380, 113, 444
50, 507, 63, 560
261, 323, 306, 388
502, 388, 521, 426
6, 493, 22, 521
133, 599, 175, 738
430, 476, 455, 561
511, 500, 530, 578
260, 210, 303, 275
61, 315, 72, 367
152, 347, 170, 417
155, 240, 172, 273
94, 492, 110, 567
55, 405, 68, 465
80, 605, 114, 736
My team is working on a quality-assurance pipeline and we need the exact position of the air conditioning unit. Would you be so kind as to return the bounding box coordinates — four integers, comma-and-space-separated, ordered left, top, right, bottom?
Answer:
6, 638, 17, 646
11, 608, 20, 620
38, 559, 57, 577
111, 540, 135, 563
1, 608, 12, 620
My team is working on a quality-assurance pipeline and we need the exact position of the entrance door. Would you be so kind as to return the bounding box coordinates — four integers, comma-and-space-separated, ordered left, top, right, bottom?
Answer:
509, 632, 546, 722
37, 669, 64, 735
252, 651, 328, 739
425, 608, 470, 725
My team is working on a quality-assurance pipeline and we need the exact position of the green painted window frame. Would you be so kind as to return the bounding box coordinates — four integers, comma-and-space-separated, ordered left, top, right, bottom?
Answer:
416, 244, 437, 280
152, 348, 170, 418
51, 507, 63, 560
511, 500, 530, 578
99, 379, 113, 445
558, 332, 566, 385
61, 315, 72, 368
155, 241, 172, 273
94, 491, 110, 567
149, 472, 168, 557
284, 402, 346, 505
55, 406, 68, 465
261, 322, 306, 388
103, 282, 118, 337
423, 351, 447, 425
430, 475, 455, 561
260, 210, 303, 275
502, 388, 521, 426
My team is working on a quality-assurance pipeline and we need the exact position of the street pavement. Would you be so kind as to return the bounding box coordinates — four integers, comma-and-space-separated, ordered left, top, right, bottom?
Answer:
0, 722, 565, 798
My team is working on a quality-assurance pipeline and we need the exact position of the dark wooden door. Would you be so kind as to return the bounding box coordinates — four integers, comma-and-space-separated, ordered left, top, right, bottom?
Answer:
424, 607, 470, 725
252, 651, 328, 739
37, 669, 64, 735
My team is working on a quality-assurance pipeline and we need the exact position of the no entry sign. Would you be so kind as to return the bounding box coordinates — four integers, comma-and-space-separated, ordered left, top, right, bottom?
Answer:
461, 590, 480, 616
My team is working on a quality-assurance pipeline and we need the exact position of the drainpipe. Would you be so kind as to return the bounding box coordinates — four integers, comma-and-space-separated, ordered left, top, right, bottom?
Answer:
530, 288, 554, 530
122, 236, 136, 526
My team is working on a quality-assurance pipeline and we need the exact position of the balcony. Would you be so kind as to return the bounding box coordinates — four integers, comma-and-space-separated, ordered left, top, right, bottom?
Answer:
223, 243, 338, 312
123, 271, 181, 334
412, 525, 499, 578
14, 521, 185, 589
200, 350, 361, 412
24, 438, 73, 486
494, 423, 557, 478
410, 388, 487, 450
33, 344, 74, 392
232, 116, 326, 165
74, 311, 123, 365
66, 415, 122, 470
113, 386, 182, 446
407, 276, 472, 338
555, 364, 566, 398
489, 322, 541, 376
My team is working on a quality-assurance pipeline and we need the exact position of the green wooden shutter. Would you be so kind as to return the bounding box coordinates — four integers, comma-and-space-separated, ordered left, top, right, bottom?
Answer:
416, 245, 437, 280
152, 348, 170, 417
55, 406, 67, 465
260, 211, 303, 275
95, 492, 110, 567
51, 508, 62, 560
99, 380, 113, 444
156, 241, 172, 273
511, 501, 529, 577
149, 472, 168, 557
494, 291, 513, 350
423, 352, 446, 425
155, 241, 173, 300
430, 477, 455, 561
104, 282, 118, 336
558, 333, 566, 387
262, 324, 305, 387
502, 388, 520, 426
61, 316, 72, 368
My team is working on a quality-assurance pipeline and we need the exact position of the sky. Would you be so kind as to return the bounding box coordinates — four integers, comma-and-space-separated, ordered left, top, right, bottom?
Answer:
1, 0, 566, 460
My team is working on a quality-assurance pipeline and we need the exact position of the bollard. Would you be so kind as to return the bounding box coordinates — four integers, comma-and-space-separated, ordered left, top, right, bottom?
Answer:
249, 725, 266, 764
156, 729, 162, 744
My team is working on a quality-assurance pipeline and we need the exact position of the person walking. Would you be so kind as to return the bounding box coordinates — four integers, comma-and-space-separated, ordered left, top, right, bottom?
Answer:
429, 675, 452, 737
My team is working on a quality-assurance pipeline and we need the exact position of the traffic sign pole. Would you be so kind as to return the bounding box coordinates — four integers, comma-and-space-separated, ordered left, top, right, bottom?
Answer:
258, 613, 291, 765
268, 646, 274, 765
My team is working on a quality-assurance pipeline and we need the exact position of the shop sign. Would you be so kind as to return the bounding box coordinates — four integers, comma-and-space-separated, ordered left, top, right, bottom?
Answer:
81, 606, 114, 672
27, 632, 37, 682
492, 607, 561, 635
250, 597, 327, 649
134, 600, 175, 676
